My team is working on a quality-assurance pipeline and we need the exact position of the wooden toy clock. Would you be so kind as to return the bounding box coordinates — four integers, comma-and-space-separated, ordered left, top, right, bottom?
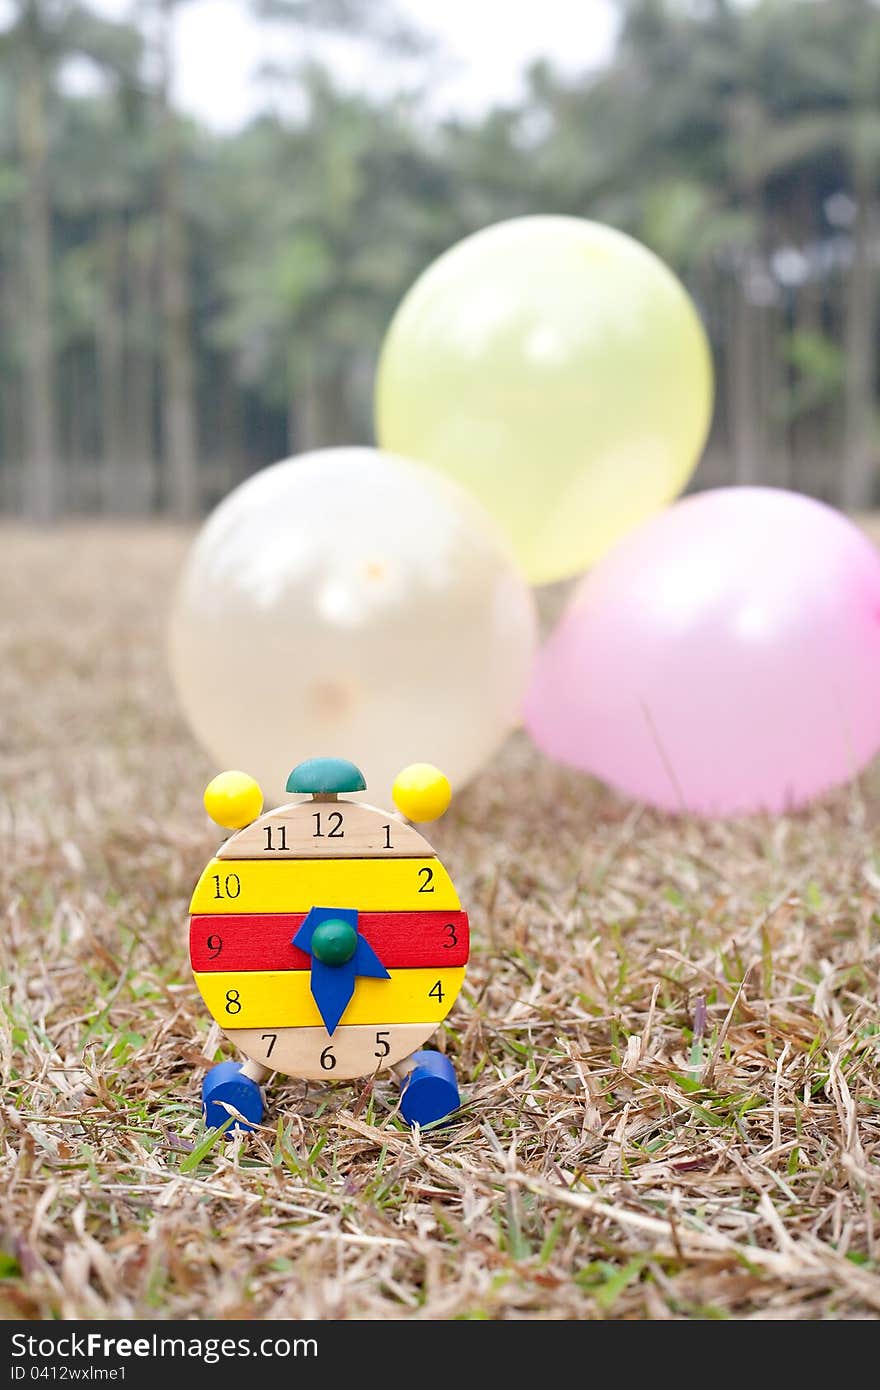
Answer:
190, 757, 468, 1131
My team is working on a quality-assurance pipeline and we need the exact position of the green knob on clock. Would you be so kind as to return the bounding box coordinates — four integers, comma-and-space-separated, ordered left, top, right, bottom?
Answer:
286, 757, 366, 795
311, 918, 358, 967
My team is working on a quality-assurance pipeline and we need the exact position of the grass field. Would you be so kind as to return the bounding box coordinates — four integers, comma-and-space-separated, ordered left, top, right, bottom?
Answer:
2, 523, 880, 1321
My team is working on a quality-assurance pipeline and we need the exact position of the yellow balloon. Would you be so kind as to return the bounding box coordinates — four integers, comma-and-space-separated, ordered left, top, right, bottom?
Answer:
204, 770, 264, 829
392, 763, 452, 822
169, 448, 537, 805
375, 216, 714, 585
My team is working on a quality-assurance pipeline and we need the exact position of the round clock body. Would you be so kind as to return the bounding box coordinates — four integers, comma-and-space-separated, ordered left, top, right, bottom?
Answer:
189, 799, 469, 1080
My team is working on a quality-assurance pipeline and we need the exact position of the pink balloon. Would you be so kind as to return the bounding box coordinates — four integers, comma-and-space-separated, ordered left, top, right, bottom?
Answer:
525, 487, 880, 817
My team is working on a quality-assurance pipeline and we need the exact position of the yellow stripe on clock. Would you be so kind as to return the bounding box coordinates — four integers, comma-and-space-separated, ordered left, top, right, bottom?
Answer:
194, 966, 465, 1029
189, 856, 460, 914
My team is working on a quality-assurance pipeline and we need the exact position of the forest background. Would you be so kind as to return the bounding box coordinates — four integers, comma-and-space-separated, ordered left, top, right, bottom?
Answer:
1, 0, 878, 523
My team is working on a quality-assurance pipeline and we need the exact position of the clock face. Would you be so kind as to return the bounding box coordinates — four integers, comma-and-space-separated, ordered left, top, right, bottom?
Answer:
189, 800, 469, 1080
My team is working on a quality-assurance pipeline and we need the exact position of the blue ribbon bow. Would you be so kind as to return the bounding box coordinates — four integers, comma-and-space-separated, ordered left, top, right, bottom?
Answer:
292, 906, 390, 1035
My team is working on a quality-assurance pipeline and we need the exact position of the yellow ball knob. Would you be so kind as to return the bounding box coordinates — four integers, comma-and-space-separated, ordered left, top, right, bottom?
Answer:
204, 771, 264, 829
392, 764, 451, 822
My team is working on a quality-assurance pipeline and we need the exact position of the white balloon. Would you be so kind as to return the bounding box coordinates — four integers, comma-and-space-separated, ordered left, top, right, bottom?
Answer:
169, 448, 538, 804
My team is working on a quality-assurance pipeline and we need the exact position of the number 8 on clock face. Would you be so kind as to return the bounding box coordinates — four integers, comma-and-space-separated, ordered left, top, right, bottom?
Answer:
192, 758, 468, 1127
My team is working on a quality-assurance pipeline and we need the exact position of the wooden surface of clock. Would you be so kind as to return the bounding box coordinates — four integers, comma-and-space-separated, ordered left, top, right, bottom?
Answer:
191, 757, 468, 1133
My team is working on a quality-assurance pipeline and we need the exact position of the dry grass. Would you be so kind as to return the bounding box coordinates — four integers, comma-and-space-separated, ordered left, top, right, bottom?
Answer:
1, 522, 880, 1321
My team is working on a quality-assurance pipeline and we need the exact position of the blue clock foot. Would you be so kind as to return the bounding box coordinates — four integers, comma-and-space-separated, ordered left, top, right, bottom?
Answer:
399, 1051, 460, 1128
202, 1061, 264, 1133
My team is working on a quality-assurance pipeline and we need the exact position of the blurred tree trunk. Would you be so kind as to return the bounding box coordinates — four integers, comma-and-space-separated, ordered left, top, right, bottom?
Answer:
63, 351, 87, 511
286, 392, 298, 455
325, 366, 353, 445
216, 364, 245, 491
728, 272, 759, 482
759, 301, 790, 489
0, 371, 22, 489
841, 12, 880, 512
841, 168, 879, 511
126, 219, 157, 514
790, 272, 823, 495
17, 3, 57, 521
294, 356, 319, 452
98, 211, 126, 512
753, 301, 771, 480
0, 269, 22, 484
158, 0, 198, 517
295, 362, 352, 452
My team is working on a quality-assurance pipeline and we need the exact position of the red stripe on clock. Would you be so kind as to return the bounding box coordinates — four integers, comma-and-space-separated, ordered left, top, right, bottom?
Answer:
190, 910, 470, 972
